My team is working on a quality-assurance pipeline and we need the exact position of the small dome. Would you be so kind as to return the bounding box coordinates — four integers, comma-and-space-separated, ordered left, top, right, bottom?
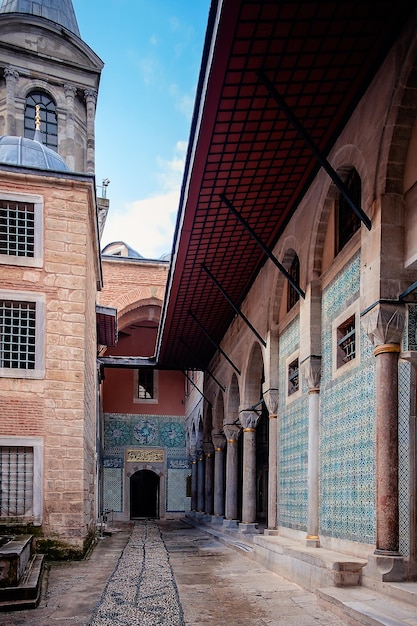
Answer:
0, 135, 70, 171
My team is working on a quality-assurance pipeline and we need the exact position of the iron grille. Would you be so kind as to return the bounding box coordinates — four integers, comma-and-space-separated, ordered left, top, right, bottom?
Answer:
0, 300, 36, 369
0, 446, 34, 517
0, 200, 35, 257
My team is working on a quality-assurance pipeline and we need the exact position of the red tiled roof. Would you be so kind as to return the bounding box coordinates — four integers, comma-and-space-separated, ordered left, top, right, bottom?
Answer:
157, 0, 414, 370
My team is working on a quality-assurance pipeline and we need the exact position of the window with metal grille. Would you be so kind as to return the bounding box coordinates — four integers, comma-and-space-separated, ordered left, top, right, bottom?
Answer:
137, 367, 154, 399
336, 169, 361, 253
337, 315, 356, 367
288, 357, 299, 396
0, 200, 35, 257
0, 446, 34, 518
0, 300, 36, 369
24, 91, 58, 150
287, 254, 300, 311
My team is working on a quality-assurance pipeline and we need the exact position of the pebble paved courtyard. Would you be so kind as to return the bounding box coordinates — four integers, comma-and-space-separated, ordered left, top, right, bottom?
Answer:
0, 520, 349, 625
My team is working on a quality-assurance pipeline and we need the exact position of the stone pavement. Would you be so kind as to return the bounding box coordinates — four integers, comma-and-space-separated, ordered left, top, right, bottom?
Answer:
0, 520, 349, 625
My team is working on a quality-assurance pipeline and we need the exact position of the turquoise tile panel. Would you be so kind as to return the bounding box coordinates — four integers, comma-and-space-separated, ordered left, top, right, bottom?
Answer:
278, 317, 309, 531
320, 253, 376, 543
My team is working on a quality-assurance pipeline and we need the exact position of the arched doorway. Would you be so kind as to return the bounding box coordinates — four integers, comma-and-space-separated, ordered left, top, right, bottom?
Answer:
130, 470, 160, 519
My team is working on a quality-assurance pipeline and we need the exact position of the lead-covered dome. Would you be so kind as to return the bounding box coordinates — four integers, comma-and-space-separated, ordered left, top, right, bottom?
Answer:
0, 135, 70, 171
0, 0, 80, 37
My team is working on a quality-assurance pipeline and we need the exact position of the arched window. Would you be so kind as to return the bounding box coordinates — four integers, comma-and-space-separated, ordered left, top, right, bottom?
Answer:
24, 91, 58, 151
287, 253, 300, 311
335, 168, 361, 254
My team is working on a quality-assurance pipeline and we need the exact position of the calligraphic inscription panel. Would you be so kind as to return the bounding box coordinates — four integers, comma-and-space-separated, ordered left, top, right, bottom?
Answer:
126, 449, 164, 463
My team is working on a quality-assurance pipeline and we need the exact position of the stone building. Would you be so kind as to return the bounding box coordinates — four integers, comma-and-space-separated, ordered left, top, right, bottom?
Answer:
157, 0, 417, 592
0, 0, 106, 555
97, 242, 189, 522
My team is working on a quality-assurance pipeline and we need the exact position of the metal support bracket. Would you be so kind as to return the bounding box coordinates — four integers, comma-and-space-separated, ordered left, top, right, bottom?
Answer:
257, 69, 372, 231
188, 310, 241, 375
201, 263, 266, 347
220, 193, 305, 299
180, 337, 226, 392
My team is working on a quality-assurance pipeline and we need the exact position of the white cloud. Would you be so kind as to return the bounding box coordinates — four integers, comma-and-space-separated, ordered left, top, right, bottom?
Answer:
101, 141, 187, 259
101, 190, 179, 259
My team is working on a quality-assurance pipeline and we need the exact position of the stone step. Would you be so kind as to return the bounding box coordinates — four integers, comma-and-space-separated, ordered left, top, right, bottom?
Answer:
318, 586, 417, 626
253, 533, 367, 590
0, 554, 44, 611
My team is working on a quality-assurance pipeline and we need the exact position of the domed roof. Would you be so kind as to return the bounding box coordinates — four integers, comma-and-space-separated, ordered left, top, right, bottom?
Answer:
0, 0, 80, 37
0, 135, 70, 171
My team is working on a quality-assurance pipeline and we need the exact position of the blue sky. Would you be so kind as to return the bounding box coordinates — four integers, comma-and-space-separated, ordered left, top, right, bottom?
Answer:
72, 0, 210, 258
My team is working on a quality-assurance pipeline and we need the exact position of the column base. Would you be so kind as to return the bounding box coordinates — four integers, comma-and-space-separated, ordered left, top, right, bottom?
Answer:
306, 534, 320, 548
223, 519, 239, 530
264, 528, 279, 536
239, 522, 259, 534
210, 515, 224, 525
365, 553, 406, 582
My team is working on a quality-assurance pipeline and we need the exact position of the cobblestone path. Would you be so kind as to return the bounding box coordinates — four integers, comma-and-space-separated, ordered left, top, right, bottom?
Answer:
89, 520, 184, 626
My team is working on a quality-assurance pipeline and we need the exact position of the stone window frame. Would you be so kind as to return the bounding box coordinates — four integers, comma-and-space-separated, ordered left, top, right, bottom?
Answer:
286, 350, 302, 404
332, 300, 360, 379
0, 289, 45, 379
24, 90, 58, 151
0, 436, 43, 525
0, 191, 43, 268
133, 368, 159, 404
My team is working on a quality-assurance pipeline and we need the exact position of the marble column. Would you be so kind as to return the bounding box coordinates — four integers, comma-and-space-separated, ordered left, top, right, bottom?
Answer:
223, 424, 241, 525
239, 410, 260, 531
84, 89, 97, 174
212, 433, 226, 518
190, 453, 198, 512
300, 356, 322, 547
263, 387, 279, 532
4, 67, 19, 136
203, 442, 214, 515
63, 83, 77, 170
197, 448, 205, 512
362, 301, 406, 577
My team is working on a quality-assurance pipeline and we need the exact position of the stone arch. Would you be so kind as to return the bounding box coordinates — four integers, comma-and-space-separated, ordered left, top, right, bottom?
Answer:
16, 80, 65, 109
377, 32, 417, 196
270, 237, 303, 325
118, 298, 163, 333
212, 392, 225, 434
311, 146, 370, 278
226, 373, 240, 425
242, 341, 264, 409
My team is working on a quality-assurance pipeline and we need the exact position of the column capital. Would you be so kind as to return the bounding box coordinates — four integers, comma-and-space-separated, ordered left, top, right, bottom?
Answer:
223, 423, 241, 443
300, 355, 322, 390
212, 432, 226, 451
262, 386, 279, 414
203, 442, 214, 457
239, 410, 260, 430
4, 66, 19, 82
64, 83, 77, 99
84, 88, 98, 104
361, 301, 406, 350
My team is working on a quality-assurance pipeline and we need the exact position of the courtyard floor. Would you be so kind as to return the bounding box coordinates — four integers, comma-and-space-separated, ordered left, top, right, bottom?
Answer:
0, 519, 349, 625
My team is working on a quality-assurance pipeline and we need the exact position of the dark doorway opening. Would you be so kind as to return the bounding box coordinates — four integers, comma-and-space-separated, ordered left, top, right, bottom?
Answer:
130, 470, 160, 519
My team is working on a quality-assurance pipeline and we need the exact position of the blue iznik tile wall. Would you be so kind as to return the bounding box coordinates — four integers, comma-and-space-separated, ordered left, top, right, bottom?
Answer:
320, 253, 376, 544
398, 360, 411, 557
103, 413, 190, 515
278, 316, 309, 530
